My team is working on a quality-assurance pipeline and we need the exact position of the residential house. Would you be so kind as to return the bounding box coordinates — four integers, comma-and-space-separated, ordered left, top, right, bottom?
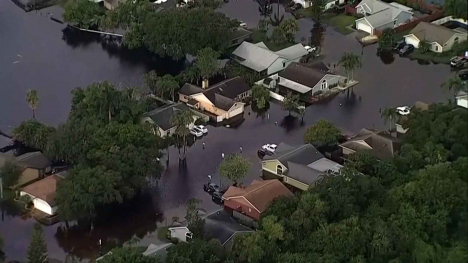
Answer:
168, 227, 193, 242
231, 41, 308, 75
293, 0, 346, 9
275, 62, 345, 101
261, 143, 343, 191
456, 91, 468, 109
340, 128, 401, 160
355, 0, 413, 35
395, 101, 429, 134
140, 103, 197, 137
222, 179, 293, 221
179, 77, 251, 123
229, 28, 252, 48
19, 174, 62, 215
0, 151, 52, 188
404, 22, 467, 53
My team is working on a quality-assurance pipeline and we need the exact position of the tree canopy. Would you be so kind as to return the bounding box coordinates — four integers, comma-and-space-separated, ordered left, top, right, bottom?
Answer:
303, 120, 342, 147
27, 223, 48, 263
98, 246, 161, 263
0, 161, 22, 189
378, 28, 395, 51
339, 52, 362, 81
13, 119, 55, 151
218, 154, 251, 185
251, 85, 270, 109
444, 0, 468, 20
63, 0, 104, 29
282, 92, 300, 116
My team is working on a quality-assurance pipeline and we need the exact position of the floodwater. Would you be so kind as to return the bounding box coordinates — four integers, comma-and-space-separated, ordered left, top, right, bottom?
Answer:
0, 0, 454, 261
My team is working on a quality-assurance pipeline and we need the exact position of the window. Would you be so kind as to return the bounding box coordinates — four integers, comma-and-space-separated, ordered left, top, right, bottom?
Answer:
277, 165, 283, 175
435, 45, 439, 51
283, 62, 286, 68
321, 80, 327, 90
454, 37, 459, 44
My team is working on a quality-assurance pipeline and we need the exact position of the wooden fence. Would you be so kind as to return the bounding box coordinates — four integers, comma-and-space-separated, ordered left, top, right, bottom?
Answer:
375, 10, 445, 37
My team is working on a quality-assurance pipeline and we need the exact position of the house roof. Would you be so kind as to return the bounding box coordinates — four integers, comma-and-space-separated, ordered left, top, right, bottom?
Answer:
232, 42, 280, 72
0, 133, 13, 150
356, 0, 411, 28
356, 0, 391, 14
15, 152, 51, 169
264, 144, 324, 168
204, 210, 253, 246
179, 83, 204, 96
230, 28, 252, 40
408, 22, 462, 46
308, 61, 330, 72
279, 62, 330, 89
308, 158, 343, 173
20, 175, 62, 206
223, 179, 293, 213
231, 42, 307, 72
340, 128, 401, 160
142, 103, 190, 131
286, 162, 325, 185
0, 153, 21, 169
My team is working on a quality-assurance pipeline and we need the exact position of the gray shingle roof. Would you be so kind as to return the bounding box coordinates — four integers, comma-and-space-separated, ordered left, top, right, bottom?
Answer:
409, 22, 461, 46
15, 151, 51, 169
274, 44, 308, 60
265, 144, 324, 168
204, 210, 253, 246
0, 133, 13, 150
232, 42, 279, 72
143, 103, 189, 131
286, 162, 325, 185
179, 83, 204, 96
340, 128, 401, 160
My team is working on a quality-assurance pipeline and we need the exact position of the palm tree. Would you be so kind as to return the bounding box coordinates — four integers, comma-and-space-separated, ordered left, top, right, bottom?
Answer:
338, 52, 362, 81
441, 76, 467, 102
26, 89, 39, 119
381, 107, 398, 132
100, 82, 119, 122
170, 110, 194, 161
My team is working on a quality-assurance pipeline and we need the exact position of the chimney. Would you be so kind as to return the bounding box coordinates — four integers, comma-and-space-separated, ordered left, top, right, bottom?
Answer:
202, 79, 209, 89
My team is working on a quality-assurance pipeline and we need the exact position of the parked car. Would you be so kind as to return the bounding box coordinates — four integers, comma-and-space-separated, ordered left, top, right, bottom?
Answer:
239, 21, 248, 29
195, 125, 208, 134
204, 183, 220, 194
393, 40, 406, 51
396, 106, 410, 115
192, 126, 206, 135
398, 44, 414, 56
291, 3, 302, 11
212, 190, 225, 204
451, 56, 468, 68
262, 144, 277, 153
304, 45, 317, 53
258, 149, 274, 157
190, 128, 203, 137
459, 69, 468, 80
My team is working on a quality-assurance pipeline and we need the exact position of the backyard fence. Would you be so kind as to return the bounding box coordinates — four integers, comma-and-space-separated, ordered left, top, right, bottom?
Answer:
375, 10, 445, 37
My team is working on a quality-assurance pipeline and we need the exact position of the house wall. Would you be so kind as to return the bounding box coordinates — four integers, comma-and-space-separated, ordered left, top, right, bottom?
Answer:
341, 146, 356, 155
395, 11, 413, 27
457, 96, 468, 108
179, 93, 190, 103
34, 198, 55, 215
293, 0, 311, 8
267, 58, 287, 75
356, 19, 373, 34
283, 175, 309, 191
226, 103, 245, 119
311, 75, 341, 95
442, 33, 467, 52
224, 199, 261, 221
169, 227, 191, 242
262, 160, 286, 176
190, 94, 228, 117
404, 34, 420, 47
16, 168, 40, 187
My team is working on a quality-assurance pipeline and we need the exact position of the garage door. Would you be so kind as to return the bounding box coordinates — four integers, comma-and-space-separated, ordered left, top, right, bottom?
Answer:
356, 21, 372, 35
405, 36, 420, 48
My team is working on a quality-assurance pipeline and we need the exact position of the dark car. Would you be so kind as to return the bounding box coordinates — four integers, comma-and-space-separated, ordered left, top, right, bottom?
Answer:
451, 56, 468, 68
393, 40, 406, 51
398, 44, 414, 56
212, 190, 225, 204
459, 69, 468, 80
291, 3, 302, 11
203, 183, 220, 194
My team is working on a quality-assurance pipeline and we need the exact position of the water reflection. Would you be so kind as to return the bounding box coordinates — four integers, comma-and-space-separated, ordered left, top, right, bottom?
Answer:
378, 51, 395, 65
280, 115, 298, 133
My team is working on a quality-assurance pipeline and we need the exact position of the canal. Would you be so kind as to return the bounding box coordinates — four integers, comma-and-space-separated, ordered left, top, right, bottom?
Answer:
0, 0, 453, 261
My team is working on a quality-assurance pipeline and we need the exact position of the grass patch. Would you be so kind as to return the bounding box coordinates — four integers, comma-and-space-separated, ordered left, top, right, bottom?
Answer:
324, 14, 356, 35
157, 226, 169, 241
408, 50, 452, 64
250, 30, 295, 52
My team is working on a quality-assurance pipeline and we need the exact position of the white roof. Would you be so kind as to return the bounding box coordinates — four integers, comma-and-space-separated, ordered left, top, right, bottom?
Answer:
275, 43, 309, 60
356, 0, 412, 28
278, 77, 312, 94
307, 158, 343, 173
356, 0, 390, 14
389, 2, 413, 12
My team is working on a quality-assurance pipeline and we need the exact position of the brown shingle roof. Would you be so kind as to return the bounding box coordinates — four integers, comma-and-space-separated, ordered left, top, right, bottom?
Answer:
409, 22, 460, 46
21, 175, 62, 206
223, 179, 293, 213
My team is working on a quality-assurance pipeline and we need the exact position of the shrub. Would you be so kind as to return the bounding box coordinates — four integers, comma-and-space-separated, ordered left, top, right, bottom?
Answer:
194, 118, 206, 126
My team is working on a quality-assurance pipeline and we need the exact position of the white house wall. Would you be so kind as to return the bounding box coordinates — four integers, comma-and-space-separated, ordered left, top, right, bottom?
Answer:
267, 58, 287, 75
226, 103, 245, 119
311, 75, 341, 95
404, 35, 420, 48
443, 33, 467, 52
395, 11, 412, 26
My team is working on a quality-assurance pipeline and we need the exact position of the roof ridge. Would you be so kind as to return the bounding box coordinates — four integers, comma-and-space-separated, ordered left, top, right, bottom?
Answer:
244, 180, 276, 196
277, 144, 311, 160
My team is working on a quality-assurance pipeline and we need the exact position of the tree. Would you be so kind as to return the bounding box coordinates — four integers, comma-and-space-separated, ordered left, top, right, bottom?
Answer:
298, 104, 306, 123
99, 246, 161, 263
194, 47, 221, 85
381, 107, 398, 132
0, 161, 22, 189
310, 0, 326, 22
419, 39, 431, 53
441, 76, 467, 100
218, 154, 251, 185
258, 0, 272, 19
270, 0, 284, 26
444, 0, 467, 20
271, 26, 288, 45
303, 120, 341, 147
378, 28, 395, 51
27, 223, 48, 263
282, 92, 300, 116
26, 89, 39, 119
171, 110, 194, 161
258, 19, 269, 32
251, 85, 270, 109
186, 198, 204, 238
63, 0, 104, 29
279, 18, 299, 43
144, 70, 160, 96
156, 74, 180, 102
13, 120, 55, 151
166, 239, 226, 263
338, 52, 362, 81
309, 22, 325, 52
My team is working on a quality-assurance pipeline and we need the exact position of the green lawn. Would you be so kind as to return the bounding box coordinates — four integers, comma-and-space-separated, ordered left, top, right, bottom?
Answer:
157, 226, 169, 241
409, 50, 452, 64
324, 14, 357, 35
250, 30, 295, 52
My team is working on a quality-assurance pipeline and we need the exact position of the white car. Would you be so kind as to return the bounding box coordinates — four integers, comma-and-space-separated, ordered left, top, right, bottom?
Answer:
396, 106, 410, 116
190, 128, 203, 137
195, 125, 208, 134
239, 22, 247, 28
262, 144, 277, 153
304, 45, 317, 53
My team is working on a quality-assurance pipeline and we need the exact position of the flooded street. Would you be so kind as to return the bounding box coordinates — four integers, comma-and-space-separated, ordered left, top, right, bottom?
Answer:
0, 0, 453, 261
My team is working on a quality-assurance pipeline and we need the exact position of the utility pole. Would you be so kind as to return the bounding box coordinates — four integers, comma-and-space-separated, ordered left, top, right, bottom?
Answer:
0, 177, 3, 200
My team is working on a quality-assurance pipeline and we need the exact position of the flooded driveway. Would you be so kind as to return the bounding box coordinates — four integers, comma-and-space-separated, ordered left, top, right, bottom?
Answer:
0, 0, 453, 261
